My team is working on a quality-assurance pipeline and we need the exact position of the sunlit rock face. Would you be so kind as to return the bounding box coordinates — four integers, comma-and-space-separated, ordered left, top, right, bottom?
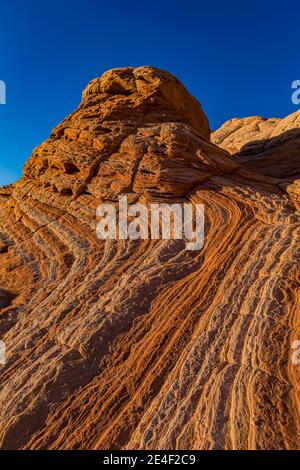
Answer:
0, 67, 299, 450
212, 112, 300, 207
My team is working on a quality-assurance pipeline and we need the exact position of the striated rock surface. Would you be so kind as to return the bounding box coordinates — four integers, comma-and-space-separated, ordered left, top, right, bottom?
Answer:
0, 67, 299, 450
212, 112, 300, 205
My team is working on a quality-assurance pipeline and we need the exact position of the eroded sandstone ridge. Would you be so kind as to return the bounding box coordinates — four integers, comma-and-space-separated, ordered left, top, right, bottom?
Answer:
0, 67, 299, 450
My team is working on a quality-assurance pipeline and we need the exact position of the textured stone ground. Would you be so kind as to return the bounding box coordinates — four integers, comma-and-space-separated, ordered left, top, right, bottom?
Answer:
0, 67, 299, 449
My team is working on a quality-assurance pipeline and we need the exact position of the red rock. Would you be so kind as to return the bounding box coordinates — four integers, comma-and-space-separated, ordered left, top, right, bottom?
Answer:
0, 67, 299, 450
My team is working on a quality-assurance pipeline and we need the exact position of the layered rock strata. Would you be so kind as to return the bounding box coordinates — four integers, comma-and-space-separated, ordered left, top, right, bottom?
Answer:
0, 67, 299, 450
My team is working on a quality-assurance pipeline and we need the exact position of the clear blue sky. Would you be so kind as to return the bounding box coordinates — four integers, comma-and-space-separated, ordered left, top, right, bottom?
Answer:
0, 0, 299, 186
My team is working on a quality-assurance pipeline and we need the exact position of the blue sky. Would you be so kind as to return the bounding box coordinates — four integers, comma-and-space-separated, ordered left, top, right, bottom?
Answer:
0, 0, 299, 186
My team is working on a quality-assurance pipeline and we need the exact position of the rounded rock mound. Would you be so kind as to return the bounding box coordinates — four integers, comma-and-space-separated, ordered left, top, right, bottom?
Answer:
82, 66, 210, 139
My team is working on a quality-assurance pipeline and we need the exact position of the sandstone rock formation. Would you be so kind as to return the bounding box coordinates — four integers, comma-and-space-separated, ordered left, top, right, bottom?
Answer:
0, 67, 299, 450
212, 113, 300, 207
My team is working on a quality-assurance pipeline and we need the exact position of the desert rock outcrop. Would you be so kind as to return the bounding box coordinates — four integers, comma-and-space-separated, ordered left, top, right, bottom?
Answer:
212, 112, 300, 206
0, 67, 299, 450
